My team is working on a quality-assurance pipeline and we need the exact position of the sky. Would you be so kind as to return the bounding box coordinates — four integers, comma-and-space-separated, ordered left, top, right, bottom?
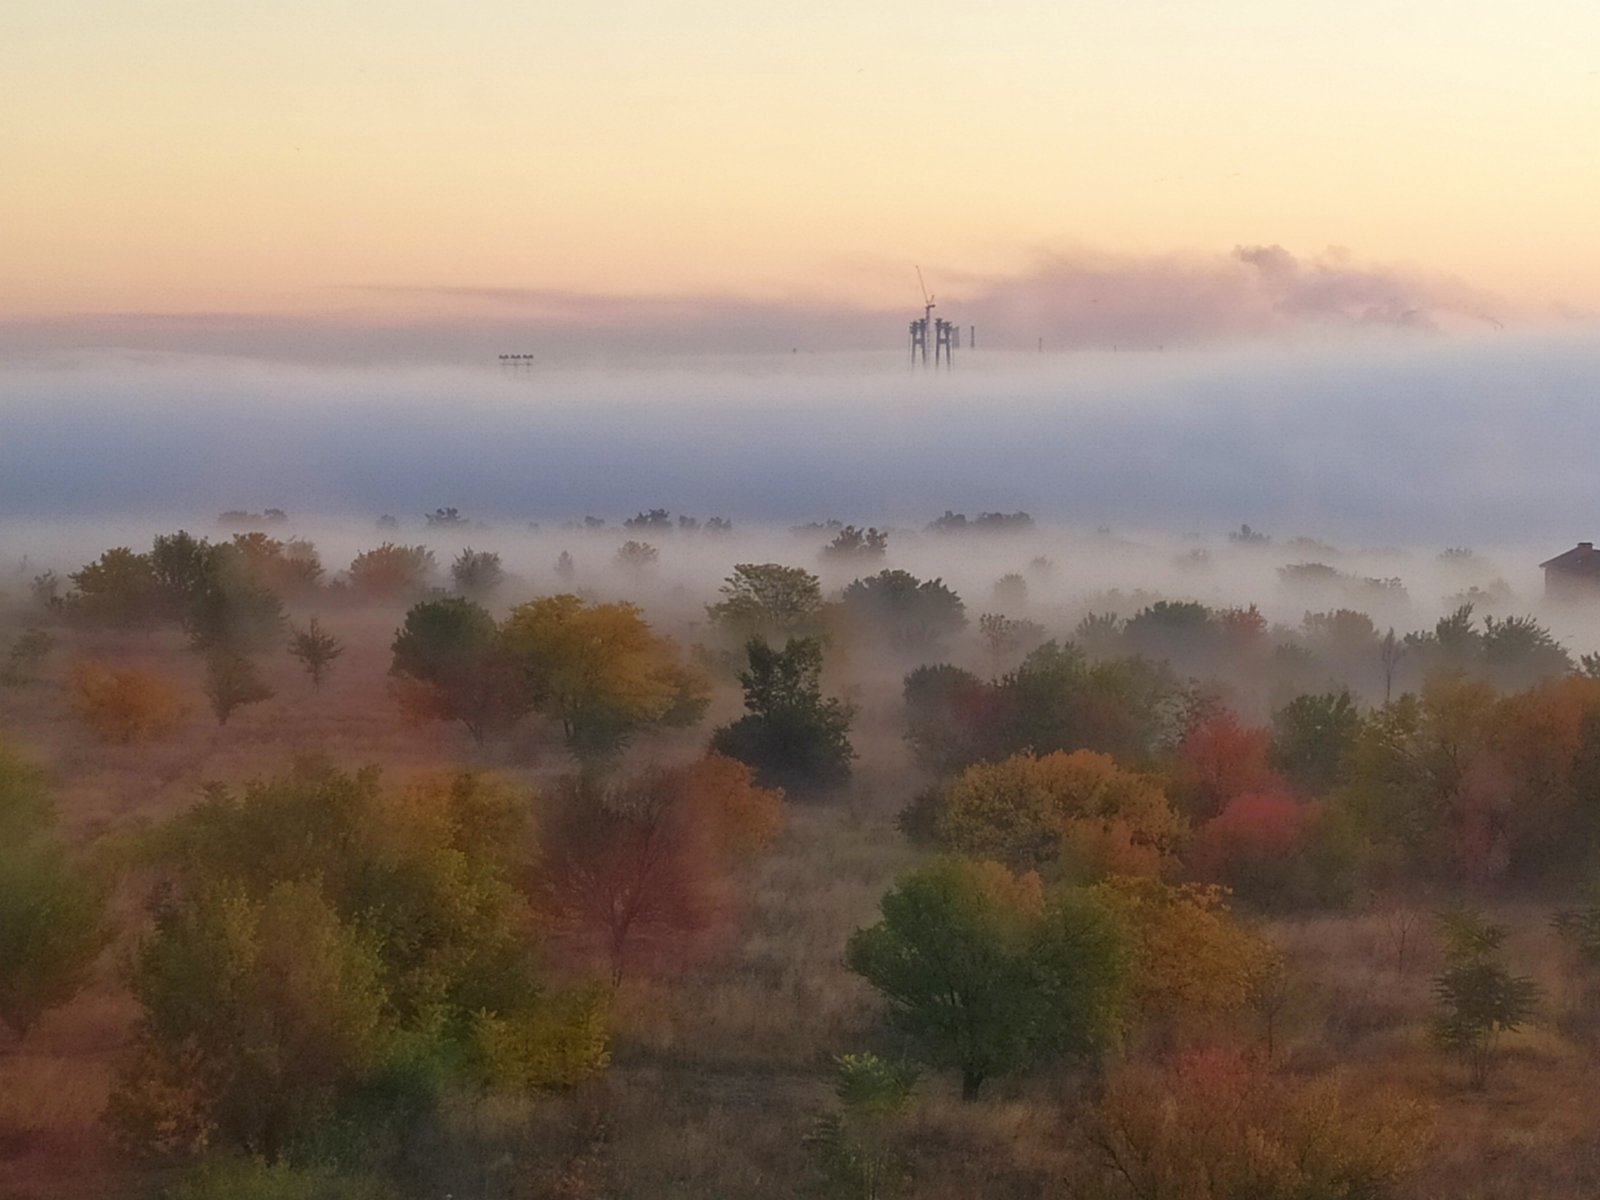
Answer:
4, 0, 1599, 356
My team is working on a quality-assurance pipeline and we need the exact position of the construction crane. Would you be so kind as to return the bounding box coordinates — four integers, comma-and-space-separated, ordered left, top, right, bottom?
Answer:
916, 266, 936, 327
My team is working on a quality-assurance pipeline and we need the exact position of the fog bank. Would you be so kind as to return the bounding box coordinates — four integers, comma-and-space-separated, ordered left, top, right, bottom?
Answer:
2, 329, 1597, 546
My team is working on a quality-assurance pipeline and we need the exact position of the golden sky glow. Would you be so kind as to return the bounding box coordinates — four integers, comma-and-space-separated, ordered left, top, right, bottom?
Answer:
4, 0, 1599, 320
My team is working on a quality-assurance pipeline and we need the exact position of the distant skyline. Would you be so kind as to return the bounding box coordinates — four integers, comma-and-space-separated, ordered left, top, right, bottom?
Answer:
4, 0, 1598, 356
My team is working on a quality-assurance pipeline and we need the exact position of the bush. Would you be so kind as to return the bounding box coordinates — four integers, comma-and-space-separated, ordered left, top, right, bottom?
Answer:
70, 661, 184, 742
1080, 1047, 1429, 1199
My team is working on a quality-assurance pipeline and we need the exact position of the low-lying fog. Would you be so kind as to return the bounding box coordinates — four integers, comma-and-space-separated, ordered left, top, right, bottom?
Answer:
4, 327, 1600, 651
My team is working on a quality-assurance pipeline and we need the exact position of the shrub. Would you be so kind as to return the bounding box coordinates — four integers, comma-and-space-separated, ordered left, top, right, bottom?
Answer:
1430, 908, 1541, 1088
1080, 1047, 1429, 1199
70, 661, 184, 742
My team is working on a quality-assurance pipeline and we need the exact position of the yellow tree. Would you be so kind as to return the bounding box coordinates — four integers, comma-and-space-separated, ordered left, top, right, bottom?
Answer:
1090, 875, 1269, 1025
938, 749, 1186, 878
502, 595, 709, 761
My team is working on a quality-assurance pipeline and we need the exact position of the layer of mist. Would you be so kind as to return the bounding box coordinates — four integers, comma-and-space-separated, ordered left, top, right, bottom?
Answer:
1, 328, 1597, 549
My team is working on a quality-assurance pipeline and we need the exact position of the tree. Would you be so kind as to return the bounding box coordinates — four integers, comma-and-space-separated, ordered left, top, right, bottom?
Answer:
1001, 642, 1180, 765
805, 1054, 918, 1200
1380, 626, 1406, 704
2, 628, 54, 687
538, 756, 782, 984
110, 762, 609, 1159
614, 540, 659, 572
1430, 907, 1541, 1088
503, 594, 709, 761
1187, 790, 1314, 909
710, 637, 855, 793
204, 648, 275, 725
450, 547, 505, 597
220, 532, 322, 598
1271, 690, 1361, 794
707, 562, 824, 642
67, 547, 162, 629
840, 570, 967, 656
1089, 876, 1268, 1023
901, 664, 1009, 774
846, 858, 1127, 1099
1172, 711, 1281, 821
149, 530, 218, 622
1482, 614, 1572, 690
977, 613, 1046, 676
287, 618, 343, 690
820, 525, 888, 564
346, 543, 436, 600
937, 750, 1184, 879
112, 880, 398, 1158
390, 597, 525, 744
1123, 600, 1217, 671
0, 747, 107, 1042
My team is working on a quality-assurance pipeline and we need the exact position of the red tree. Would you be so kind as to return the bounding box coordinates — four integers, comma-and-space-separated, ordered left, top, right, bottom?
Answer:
1174, 711, 1282, 822
537, 756, 782, 984
1187, 789, 1312, 907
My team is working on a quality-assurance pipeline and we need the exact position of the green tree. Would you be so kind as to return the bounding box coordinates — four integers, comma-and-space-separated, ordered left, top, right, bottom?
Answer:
67, 546, 162, 629
1270, 690, 1361, 794
112, 880, 398, 1158
710, 637, 855, 793
846, 858, 1127, 1099
0, 746, 107, 1041
390, 597, 526, 744
287, 618, 343, 690
1430, 907, 1541, 1088
204, 649, 276, 725
2, 628, 55, 687
451, 548, 505, 597
1482, 614, 1572, 690
805, 1054, 918, 1199
1002, 641, 1180, 766
707, 562, 824, 642
840, 569, 967, 656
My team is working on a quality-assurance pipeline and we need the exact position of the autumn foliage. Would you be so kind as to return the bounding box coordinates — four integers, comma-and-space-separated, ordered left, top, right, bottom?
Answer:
937, 750, 1185, 879
1173, 711, 1283, 822
70, 660, 185, 742
1080, 1047, 1429, 1199
537, 754, 783, 983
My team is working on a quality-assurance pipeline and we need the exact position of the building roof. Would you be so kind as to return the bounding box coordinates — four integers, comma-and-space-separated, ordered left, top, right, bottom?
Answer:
1541, 542, 1600, 573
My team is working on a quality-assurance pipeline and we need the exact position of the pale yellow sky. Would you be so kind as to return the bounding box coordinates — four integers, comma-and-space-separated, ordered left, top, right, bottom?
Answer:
3, 0, 1598, 320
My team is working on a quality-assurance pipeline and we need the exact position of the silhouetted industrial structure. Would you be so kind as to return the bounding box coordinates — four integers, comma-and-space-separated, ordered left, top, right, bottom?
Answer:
909, 267, 965, 369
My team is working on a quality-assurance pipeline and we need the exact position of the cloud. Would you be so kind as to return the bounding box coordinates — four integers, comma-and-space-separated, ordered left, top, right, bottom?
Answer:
956, 244, 1501, 350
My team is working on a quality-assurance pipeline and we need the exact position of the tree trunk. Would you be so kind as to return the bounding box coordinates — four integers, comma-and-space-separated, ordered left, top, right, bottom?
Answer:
961, 1066, 984, 1101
